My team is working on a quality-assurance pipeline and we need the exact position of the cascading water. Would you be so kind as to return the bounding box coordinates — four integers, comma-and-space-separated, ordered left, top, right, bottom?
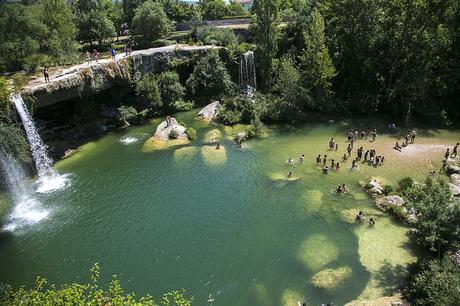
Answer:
239, 51, 256, 96
11, 95, 70, 193
0, 150, 49, 231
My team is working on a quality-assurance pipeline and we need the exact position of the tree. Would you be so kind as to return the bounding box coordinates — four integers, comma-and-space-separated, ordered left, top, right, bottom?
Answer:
402, 177, 460, 257
0, 4, 47, 71
199, 0, 228, 20
273, 56, 304, 110
135, 73, 161, 109
227, 0, 247, 16
297, 8, 336, 111
251, 0, 280, 91
403, 257, 460, 306
37, 0, 78, 63
156, 71, 185, 109
186, 51, 234, 103
122, 0, 144, 26
105, 0, 124, 39
131, 1, 173, 48
72, 0, 116, 46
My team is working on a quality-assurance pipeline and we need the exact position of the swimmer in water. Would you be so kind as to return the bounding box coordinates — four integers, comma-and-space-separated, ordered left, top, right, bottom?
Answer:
288, 172, 292, 178
369, 218, 375, 226
316, 154, 322, 164
300, 154, 305, 162
356, 211, 365, 221
216, 143, 220, 150
288, 158, 293, 164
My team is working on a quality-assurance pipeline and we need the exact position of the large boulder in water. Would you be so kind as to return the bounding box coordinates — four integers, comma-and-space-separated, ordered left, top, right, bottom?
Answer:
311, 266, 353, 290
449, 183, 460, 197
366, 179, 385, 197
451, 174, 460, 186
153, 117, 187, 141
198, 101, 221, 121
446, 164, 460, 175
376, 195, 405, 210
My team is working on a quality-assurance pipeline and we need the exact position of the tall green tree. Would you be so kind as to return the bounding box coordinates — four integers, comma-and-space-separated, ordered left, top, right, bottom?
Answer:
199, 0, 228, 20
251, 0, 280, 91
37, 0, 78, 62
298, 8, 336, 111
131, 1, 172, 48
72, 0, 116, 46
122, 0, 144, 26
0, 4, 47, 71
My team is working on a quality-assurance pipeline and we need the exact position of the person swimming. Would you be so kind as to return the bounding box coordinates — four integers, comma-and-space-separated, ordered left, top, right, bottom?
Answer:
323, 155, 328, 166
336, 185, 343, 193
287, 158, 293, 164
300, 154, 305, 162
356, 211, 365, 221
342, 154, 348, 161
351, 158, 357, 169
369, 218, 375, 226
216, 143, 221, 150
288, 172, 293, 178
331, 159, 336, 168
341, 184, 348, 193
322, 166, 330, 175
316, 154, 322, 164
336, 163, 340, 171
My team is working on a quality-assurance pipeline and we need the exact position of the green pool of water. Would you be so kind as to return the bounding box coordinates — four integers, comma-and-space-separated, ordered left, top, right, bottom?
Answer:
1, 110, 458, 305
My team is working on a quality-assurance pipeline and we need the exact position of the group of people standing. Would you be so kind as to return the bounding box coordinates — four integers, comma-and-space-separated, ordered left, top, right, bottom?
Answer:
440, 142, 459, 172
394, 130, 417, 151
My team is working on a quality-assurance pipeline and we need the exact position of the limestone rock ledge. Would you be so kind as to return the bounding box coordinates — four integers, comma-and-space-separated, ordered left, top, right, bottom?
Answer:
198, 101, 221, 121
344, 295, 411, 306
153, 117, 187, 141
22, 44, 219, 108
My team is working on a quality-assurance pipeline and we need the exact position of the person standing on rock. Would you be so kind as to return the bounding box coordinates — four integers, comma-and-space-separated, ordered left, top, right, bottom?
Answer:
93, 49, 99, 62
111, 47, 116, 60
43, 66, 50, 83
451, 143, 459, 158
445, 148, 450, 159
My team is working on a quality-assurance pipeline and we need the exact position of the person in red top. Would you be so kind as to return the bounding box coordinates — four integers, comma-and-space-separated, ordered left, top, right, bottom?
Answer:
93, 49, 99, 62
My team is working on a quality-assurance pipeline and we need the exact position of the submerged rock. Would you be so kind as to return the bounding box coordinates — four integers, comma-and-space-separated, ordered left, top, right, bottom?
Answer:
376, 195, 405, 210
198, 101, 221, 121
311, 266, 353, 290
153, 117, 187, 141
451, 174, 460, 186
235, 132, 248, 142
344, 294, 410, 306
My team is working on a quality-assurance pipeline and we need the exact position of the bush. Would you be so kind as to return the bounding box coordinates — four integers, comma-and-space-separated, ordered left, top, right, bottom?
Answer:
135, 73, 161, 110
383, 184, 394, 195
157, 71, 185, 110
0, 264, 192, 305
186, 50, 235, 103
168, 129, 178, 139
219, 95, 254, 124
116, 106, 146, 125
132, 1, 173, 48
0, 122, 31, 163
23, 54, 53, 73
192, 26, 238, 47
0, 77, 10, 121
403, 257, 460, 306
398, 177, 414, 191
173, 100, 195, 112
186, 127, 196, 140
152, 39, 177, 47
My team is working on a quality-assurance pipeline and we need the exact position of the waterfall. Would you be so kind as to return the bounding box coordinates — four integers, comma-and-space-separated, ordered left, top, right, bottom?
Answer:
239, 51, 256, 96
11, 95, 70, 193
11, 95, 53, 177
0, 150, 49, 231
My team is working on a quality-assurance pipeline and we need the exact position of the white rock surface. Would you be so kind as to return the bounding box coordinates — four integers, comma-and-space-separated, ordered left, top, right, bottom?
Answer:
376, 195, 405, 210
154, 117, 187, 141
198, 101, 221, 121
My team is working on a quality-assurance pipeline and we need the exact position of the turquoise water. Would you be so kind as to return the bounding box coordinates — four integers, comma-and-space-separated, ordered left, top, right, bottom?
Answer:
1, 111, 458, 305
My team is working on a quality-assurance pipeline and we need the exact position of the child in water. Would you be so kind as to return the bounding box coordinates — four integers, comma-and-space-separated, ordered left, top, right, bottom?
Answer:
322, 166, 330, 175
300, 154, 305, 162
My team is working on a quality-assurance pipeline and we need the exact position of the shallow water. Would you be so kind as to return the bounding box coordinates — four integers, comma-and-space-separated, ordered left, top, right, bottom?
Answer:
0, 110, 458, 305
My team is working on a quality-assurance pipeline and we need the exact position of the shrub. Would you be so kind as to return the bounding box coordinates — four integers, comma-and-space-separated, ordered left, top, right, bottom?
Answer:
135, 73, 161, 110
0, 264, 192, 305
132, 1, 173, 48
186, 50, 235, 103
23, 54, 53, 73
152, 39, 177, 47
186, 127, 196, 140
117, 106, 144, 125
192, 26, 238, 47
168, 129, 178, 139
398, 177, 414, 191
0, 77, 10, 121
383, 184, 394, 195
403, 257, 460, 306
173, 100, 195, 112
0, 122, 31, 163
219, 95, 255, 124
157, 71, 185, 110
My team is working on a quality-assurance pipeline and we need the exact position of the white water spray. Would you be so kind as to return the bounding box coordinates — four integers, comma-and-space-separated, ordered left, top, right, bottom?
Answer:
239, 51, 256, 96
0, 151, 49, 232
11, 95, 70, 193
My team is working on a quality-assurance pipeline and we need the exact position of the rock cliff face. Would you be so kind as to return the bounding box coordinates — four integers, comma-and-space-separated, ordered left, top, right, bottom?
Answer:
22, 45, 219, 108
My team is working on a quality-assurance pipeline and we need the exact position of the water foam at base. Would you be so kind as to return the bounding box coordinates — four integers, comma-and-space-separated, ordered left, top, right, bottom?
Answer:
35, 173, 72, 194
119, 133, 149, 145
2, 196, 50, 232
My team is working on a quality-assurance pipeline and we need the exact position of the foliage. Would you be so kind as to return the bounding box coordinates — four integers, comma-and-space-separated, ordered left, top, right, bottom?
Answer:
199, 0, 228, 20
172, 100, 194, 112
227, 1, 248, 17
117, 105, 145, 125
251, 0, 280, 91
298, 8, 336, 111
382, 184, 394, 195
0, 122, 31, 164
403, 257, 460, 306
168, 129, 178, 139
246, 116, 265, 138
170, 2, 202, 22
398, 177, 415, 192
402, 177, 460, 256
192, 26, 238, 47
272, 56, 304, 110
0, 78, 10, 121
135, 73, 162, 110
185, 127, 196, 140
152, 39, 177, 47
131, 1, 173, 48
186, 51, 235, 103
0, 263, 192, 305
157, 71, 185, 109
72, 0, 116, 46
219, 95, 254, 124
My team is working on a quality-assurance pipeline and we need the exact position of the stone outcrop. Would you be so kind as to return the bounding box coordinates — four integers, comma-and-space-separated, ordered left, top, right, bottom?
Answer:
198, 101, 221, 121
22, 45, 219, 108
153, 117, 187, 141
366, 179, 385, 197
376, 195, 405, 210
450, 174, 460, 196
344, 295, 411, 306
446, 164, 460, 175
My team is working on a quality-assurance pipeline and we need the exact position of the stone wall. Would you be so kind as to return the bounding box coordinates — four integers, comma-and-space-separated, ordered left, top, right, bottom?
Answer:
21, 45, 219, 108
